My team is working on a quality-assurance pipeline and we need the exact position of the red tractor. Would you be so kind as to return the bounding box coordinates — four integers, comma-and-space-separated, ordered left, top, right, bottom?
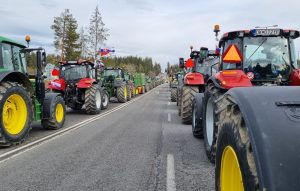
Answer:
178, 47, 219, 124
196, 26, 300, 166
48, 60, 109, 115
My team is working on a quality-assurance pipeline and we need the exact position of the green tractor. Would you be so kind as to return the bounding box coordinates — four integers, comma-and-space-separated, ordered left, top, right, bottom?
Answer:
102, 67, 128, 103
0, 36, 66, 146
134, 73, 146, 94
124, 72, 135, 99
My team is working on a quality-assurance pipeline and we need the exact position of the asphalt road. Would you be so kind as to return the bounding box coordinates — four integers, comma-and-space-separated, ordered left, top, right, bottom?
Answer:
0, 84, 214, 191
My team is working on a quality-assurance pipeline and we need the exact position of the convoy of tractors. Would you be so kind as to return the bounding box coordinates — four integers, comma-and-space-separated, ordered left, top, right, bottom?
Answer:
1, 23, 300, 190
172, 25, 300, 190
0, 35, 163, 147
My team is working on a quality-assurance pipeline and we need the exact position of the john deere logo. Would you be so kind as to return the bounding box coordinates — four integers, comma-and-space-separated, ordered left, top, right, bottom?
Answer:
285, 107, 300, 122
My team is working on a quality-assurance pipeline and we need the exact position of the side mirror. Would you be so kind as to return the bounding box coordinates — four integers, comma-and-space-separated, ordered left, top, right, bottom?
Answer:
52, 68, 60, 76
42, 52, 47, 64
179, 58, 185, 68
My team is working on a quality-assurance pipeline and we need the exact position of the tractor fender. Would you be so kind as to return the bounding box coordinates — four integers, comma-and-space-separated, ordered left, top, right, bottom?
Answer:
215, 70, 252, 89
206, 76, 224, 90
225, 86, 300, 190
184, 73, 205, 85
77, 78, 96, 89
42, 93, 64, 118
0, 71, 34, 95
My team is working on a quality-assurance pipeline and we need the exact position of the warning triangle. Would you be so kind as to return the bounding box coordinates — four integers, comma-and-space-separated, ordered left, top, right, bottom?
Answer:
222, 44, 243, 63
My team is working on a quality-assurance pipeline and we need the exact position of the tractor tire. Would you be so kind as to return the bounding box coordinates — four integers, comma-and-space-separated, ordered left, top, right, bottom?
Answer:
42, 95, 66, 130
117, 84, 127, 103
170, 88, 177, 102
142, 86, 145, 94
85, 84, 102, 115
127, 85, 132, 101
145, 84, 149, 92
70, 103, 83, 111
178, 87, 182, 116
203, 83, 223, 163
192, 93, 204, 138
181, 86, 198, 124
0, 82, 32, 146
101, 89, 109, 110
215, 97, 259, 191
131, 87, 136, 98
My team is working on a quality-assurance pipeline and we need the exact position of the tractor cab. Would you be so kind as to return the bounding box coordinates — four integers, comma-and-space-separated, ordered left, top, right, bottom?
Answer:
218, 28, 300, 85
57, 60, 96, 84
103, 68, 124, 83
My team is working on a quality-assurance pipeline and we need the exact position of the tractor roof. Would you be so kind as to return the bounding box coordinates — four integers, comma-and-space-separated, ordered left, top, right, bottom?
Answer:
59, 59, 94, 66
104, 67, 122, 70
219, 28, 300, 47
0, 36, 26, 48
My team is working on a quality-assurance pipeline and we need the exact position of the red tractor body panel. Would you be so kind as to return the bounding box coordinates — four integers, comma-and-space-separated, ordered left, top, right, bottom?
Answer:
77, 78, 96, 89
184, 73, 205, 85
215, 70, 252, 89
289, 69, 300, 86
47, 79, 66, 91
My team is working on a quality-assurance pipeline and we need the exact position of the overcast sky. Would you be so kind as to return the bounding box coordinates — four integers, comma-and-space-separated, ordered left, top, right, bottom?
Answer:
0, 0, 300, 70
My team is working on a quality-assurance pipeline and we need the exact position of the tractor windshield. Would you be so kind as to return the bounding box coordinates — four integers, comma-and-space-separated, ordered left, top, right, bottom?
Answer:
60, 65, 87, 81
103, 69, 122, 77
243, 37, 291, 81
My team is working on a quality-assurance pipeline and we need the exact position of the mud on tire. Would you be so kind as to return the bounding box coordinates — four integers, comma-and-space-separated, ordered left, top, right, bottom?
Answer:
215, 95, 259, 191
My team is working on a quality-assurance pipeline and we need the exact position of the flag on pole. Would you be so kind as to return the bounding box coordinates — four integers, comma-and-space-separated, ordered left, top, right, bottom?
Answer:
99, 48, 115, 57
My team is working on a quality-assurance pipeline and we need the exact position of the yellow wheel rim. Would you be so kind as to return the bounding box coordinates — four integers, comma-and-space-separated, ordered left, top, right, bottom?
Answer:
2, 94, 27, 135
221, 146, 244, 191
124, 86, 127, 98
55, 103, 64, 123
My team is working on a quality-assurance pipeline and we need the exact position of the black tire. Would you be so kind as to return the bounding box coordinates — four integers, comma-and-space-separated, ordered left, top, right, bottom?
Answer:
0, 82, 32, 146
101, 89, 109, 110
178, 87, 182, 116
117, 84, 127, 103
203, 83, 223, 163
181, 86, 199, 124
131, 86, 135, 98
192, 93, 204, 138
215, 97, 258, 191
42, 95, 66, 130
70, 103, 83, 111
85, 84, 102, 115
176, 88, 180, 106
170, 88, 177, 102
127, 85, 132, 101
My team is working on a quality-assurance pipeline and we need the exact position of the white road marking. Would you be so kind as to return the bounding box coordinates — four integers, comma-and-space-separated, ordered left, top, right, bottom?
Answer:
167, 154, 176, 191
168, 113, 171, 122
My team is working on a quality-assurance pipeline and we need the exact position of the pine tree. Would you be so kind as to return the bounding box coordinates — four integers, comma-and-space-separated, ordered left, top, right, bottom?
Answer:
79, 27, 89, 58
51, 9, 80, 61
88, 5, 109, 58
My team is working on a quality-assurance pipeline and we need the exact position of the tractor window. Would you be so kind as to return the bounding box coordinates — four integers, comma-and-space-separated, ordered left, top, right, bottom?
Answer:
243, 37, 291, 81
12, 46, 27, 73
61, 65, 87, 81
1, 43, 14, 71
221, 38, 243, 70
103, 70, 119, 77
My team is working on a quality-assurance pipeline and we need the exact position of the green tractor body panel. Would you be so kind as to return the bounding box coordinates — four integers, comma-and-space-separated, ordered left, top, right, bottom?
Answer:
134, 73, 146, 87
30, 79, 42, 121
102, 68, 126, 99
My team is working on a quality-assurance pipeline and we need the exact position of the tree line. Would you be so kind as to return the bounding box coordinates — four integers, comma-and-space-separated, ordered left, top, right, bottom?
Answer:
26, 6, 162, 75
102, 56, 161, 77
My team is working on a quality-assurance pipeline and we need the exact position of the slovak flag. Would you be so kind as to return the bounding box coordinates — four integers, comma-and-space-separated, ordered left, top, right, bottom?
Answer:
100, 48, 115, 56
